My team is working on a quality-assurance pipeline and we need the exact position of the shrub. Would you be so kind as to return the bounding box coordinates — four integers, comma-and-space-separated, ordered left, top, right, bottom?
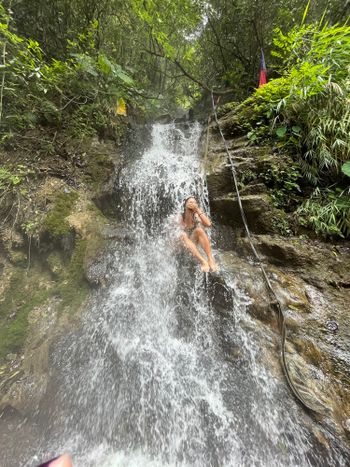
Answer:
297, 188, 350, 238
226, 20, 350, 238
0, 8, 138, 141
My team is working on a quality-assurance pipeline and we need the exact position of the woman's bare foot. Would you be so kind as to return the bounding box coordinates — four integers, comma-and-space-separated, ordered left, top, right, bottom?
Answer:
208, 257, 219, 272
200, 260, 210, 273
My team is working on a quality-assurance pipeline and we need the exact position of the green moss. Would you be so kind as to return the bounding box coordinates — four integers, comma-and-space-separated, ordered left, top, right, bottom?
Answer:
0, 237, 90, 361
43, 191, 78, 239
85, 153, 114, 188
0, 268, 52, 362
46, 251, 65, 279
238, 169, 256, 187
8, 250, 27, 266
57, 238, 89, 310
216, 101, 239, 119
86, 201, 108, 222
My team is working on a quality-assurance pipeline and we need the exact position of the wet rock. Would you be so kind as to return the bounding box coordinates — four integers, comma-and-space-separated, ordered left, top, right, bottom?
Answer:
0, 296, 60, 414
154, 114, 172, 124
250, 235, 314, 267
236, 235, 350, 290
219, 251, 278, 326
211, 193, 284, 234
206, 128, 350, 438
326, 320, 339, 333
240, 183, 267, 195
101, 224, 135, 243
84, 260, 108, 287
342, 419, 350, 435
219, 244, 350, 421
207, 275, 233, 315
205, 160, 233, 199
265, 266, 311, 312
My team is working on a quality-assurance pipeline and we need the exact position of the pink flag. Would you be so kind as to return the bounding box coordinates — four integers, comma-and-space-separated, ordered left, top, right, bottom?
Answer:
259, 49, 267, 87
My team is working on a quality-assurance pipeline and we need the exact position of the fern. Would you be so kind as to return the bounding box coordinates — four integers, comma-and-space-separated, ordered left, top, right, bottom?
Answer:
297, 188, 350, 237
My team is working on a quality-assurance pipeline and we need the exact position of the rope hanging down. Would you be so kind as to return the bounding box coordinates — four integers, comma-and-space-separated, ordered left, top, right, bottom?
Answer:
210, 91, 320, 413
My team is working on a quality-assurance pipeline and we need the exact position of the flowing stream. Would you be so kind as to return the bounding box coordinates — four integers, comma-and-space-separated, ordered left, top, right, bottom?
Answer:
12, 123, 348, 466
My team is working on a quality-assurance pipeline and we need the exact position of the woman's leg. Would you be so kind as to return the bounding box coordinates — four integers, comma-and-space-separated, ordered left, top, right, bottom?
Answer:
179, 232, 209, 272
191, 227, 218, 272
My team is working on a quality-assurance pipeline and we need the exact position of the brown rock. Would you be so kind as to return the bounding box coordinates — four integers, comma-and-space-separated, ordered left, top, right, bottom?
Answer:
211, 193, 284, 234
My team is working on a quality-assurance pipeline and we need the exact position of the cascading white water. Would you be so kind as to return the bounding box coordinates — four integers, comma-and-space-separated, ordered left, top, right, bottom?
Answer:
23, 123, 348, 467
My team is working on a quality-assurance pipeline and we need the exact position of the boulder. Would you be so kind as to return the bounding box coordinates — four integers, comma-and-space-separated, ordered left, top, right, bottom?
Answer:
211, 193, 285, 234
218, 248, 350, 425
218, 251, 278, 325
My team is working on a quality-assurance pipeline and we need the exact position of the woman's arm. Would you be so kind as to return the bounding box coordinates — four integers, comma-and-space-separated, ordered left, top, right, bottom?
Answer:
195, 207, 212, 227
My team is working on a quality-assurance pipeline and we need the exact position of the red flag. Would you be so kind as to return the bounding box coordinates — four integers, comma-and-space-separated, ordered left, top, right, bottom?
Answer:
259, 49, 267, 87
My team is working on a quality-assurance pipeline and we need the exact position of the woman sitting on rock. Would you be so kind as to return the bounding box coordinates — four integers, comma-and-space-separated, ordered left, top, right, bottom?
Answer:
179, 196, 218, 272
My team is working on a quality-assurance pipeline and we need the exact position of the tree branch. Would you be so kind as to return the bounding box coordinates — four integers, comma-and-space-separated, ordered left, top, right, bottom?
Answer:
143, 49, 233, 95
207, 16, 229, 72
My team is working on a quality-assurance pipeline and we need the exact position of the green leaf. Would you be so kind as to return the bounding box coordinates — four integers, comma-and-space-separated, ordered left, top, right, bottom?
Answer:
291, 125, 301, 134
97, 54, 113, 75
301, 0, 311, 26
72, 53, 98, 77
113, 65, 134, 85
341, 161, 350, 178
276, 126, 287, 138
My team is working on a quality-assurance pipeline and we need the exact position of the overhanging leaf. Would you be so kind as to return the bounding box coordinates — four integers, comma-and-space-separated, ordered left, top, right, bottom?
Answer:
341, 161, 350, 177
276, 126, 287, 138
98, 54, 113, 75
115, 70, 134, 85
116, 98, 127, 116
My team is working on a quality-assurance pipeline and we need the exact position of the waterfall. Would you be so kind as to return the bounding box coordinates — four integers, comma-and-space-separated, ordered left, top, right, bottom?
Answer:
24, 123, 346, 467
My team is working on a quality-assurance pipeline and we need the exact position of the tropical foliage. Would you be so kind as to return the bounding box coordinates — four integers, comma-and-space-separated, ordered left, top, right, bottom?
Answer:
0, 5, 142, 142
1, 0, 350, 237
222, 17, 350, 237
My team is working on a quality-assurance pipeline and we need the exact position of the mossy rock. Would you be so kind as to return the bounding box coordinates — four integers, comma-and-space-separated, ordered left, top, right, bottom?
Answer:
46, 252, 65, 279
56, 238, 89, 311
216, 101, 239, 119
43, 190, 78, 240
8, 251, 27, 266
0, 237, 91, 362
220, 113, 251, 137
0, 268, 53, 362
85, 153, 114, 188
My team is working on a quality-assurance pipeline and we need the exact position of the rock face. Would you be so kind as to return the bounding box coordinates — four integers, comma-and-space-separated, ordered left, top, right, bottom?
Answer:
205, 131, 290, 235
0, 134, 126, 415
205, 118, 350, 442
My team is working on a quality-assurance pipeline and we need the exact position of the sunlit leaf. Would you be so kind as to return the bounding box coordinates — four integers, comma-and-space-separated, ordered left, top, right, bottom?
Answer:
116, 98, 127, 116
341, 161, 350, 178
276, 126, 287, 138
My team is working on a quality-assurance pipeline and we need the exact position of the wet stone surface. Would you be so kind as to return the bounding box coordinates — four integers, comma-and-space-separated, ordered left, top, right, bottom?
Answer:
207, 121, 350, 449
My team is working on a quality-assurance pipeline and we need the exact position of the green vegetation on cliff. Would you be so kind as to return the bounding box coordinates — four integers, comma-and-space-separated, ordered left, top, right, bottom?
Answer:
1, 0, 348, 239
220, 19, 350, 238
0, 233, 92, 362
0, 267, 52, 359
43, 191, 78, 240
0, 5, 138, 141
